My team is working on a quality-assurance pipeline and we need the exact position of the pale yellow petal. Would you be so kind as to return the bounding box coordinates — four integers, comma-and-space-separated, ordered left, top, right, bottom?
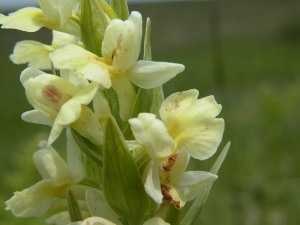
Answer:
5, 180, 60, 217
50, 44, 111, 88
24, 73, 78, 119
111, 76, 136, 121
127, 61, 185, 89
37, 0, 59, 22
102, 12, 142, 73
0, 7, 47, 32
10, 40, 52, 69
160, 90, 224, 160
161, 184, 186, 210
48, 82, 102, 145
33, 149, 73, 185
177, 171, 217, 201
129, 113, 174, 158
93, 91, 111, 124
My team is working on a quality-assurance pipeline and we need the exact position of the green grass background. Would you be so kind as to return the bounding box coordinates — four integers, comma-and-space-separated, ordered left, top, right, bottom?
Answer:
1, 1, 300, 224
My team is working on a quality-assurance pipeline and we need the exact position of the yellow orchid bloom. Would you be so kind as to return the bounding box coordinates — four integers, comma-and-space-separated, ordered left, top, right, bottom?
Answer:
20, 68, 102, 146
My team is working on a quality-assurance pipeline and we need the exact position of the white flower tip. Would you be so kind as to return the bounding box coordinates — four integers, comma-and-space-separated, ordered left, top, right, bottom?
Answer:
130, 11, 142, 20
20, 67, 45, 87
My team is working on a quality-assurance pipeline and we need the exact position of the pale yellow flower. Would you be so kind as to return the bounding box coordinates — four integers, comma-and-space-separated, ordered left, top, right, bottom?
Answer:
129, 89, 224, 207
49, 11, 184, 121
20, 68, 102, 146
5, 132, 85, 217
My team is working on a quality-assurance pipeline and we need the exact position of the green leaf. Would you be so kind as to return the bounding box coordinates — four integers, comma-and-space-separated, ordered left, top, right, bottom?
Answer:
71, 128, 103, 168
81, 0, 109, 56
85, 156, 103, 187
131, 147, 151, 176
110, 0, 129, 20
164, 204, 184, 225
67, 190, 83, 222
143, 17, 164, 119
150, 86, 164, 119
104, 88, 123, 128
102, 116, 150, 225
144, 18, 152, 61
179, 142, 231, 225
122, 88, 153, 139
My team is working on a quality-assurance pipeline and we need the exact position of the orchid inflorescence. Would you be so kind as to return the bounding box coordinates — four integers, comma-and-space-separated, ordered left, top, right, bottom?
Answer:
0, 0, 230, 224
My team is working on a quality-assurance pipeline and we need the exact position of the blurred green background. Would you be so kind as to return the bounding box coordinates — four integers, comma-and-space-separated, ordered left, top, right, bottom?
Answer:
1, 1, 300, 224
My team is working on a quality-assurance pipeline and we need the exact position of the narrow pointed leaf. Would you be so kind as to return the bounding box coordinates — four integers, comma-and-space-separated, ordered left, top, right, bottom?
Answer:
150, 86, 164, 119
122, 88, 153, 139
110, 0, 129, 20
143, 18, 152, 61
102, 116, 149, 225
179, 142, 230, 225
71, 128, 103, 167
81, 0, 108, 56
104, 88, 123, 128
67, 190, 83, 222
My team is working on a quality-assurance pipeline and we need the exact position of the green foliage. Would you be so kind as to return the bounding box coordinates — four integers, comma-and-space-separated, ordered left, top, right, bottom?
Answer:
81, 0, 108, 56
102, 116, 150, 225
110, 0, 129, 20
67, 190, 83, 222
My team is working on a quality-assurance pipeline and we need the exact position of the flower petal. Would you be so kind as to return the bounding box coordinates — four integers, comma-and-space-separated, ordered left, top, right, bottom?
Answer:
33, 149, 72, 185
0, 7, 46, 32
21, 110, 54, 126
161, 184, 187, 210
49, 44, 111, 88
111, 76, 136, 121
102, 11, 142, 73
144, 160, 163, 204
129, 113, 174, 158
48, 82, 102, 145
10, 40, 52, 69
160, 89, 224, 160
60, 69, 89, 90
37, 0, 59, 22
177, 171, 218, 201
66, 129, 85, 183
5, 180, 58, 217
127, 60, 185, 89
20, 67, 46, 87
168, 150, 190, 186
52, 30, 80, 47
93, 91, 111, 124
23, 73, 78, 119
